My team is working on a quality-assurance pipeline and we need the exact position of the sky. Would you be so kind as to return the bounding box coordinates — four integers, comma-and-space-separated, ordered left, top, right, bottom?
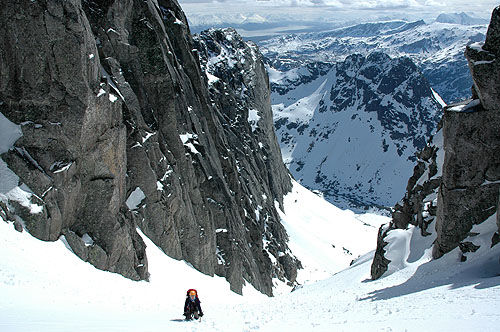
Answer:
178, 0, 498, 27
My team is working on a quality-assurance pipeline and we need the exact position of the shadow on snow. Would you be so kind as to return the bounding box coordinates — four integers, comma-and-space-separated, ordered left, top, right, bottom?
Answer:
359, 246, 500, 302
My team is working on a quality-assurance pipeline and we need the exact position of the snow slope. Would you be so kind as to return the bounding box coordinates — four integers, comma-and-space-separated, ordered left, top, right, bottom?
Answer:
2, 181, 500, 331
2, 108, 499, 332
0, 113, 44, 220
276, 181, 387, 286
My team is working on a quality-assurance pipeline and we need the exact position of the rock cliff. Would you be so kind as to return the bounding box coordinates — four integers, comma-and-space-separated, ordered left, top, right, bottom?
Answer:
0, 0, 297, 295
371, 6, 500, 279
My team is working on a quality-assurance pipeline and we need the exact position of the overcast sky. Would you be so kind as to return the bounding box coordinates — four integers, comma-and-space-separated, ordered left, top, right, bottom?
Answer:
178, 0, 498, 23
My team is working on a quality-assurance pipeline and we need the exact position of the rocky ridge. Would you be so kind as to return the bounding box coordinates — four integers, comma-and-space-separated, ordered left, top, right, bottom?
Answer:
371, 6, 500, 279
270, 52, 442, 210
261, 20, 487, 104
0, 0, 297, 295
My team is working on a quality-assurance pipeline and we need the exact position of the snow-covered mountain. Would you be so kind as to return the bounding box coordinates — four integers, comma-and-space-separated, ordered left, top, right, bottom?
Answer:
187, 13, 269, 27
373, 6, 500, 292
435, 12, 489, 25
270, 53, 443, 210
258, 19, 486, 210
260, 20, 487, 103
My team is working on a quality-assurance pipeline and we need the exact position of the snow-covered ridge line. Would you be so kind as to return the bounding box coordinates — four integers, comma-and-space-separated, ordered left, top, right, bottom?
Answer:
260, 20, 487, 103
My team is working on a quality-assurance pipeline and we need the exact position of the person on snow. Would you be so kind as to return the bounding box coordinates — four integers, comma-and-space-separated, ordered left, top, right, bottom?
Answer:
184, 289, 204, 320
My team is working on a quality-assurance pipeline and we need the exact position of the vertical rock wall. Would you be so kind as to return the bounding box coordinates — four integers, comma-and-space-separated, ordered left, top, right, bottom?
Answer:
371, 6, 500, 279
0, 0, 297, 295
433, 5, 500, 258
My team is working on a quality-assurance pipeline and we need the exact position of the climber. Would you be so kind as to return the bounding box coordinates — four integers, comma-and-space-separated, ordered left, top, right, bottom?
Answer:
184, 289, 204, 320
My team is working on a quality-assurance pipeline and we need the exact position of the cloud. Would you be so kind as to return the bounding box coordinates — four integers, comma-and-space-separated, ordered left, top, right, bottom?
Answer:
178, 0, 498, 21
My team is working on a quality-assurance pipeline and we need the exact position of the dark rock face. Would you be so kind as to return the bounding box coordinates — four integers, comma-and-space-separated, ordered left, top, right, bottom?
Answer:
433, 5, 500, 258
0, 0, 296, 295
371, 6, 500, 278
0, 0, 145, 281
466, 9, 500, 112
370, 224, 392, 279
433, 104, 500, 258
193, 28, 299, 291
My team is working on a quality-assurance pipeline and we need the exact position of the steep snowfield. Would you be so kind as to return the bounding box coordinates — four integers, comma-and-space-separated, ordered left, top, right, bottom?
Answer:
2, 182, 500, 331
277, 179, 387, 285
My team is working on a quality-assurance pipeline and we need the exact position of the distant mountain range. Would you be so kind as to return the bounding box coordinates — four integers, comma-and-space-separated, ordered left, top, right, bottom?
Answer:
260, 19, 487, 104
186, 11, 489, 39
258, 19, 487, 210
435, 12, 489, 25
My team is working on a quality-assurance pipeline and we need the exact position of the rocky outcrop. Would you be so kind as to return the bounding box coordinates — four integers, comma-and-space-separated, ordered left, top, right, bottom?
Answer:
0, 0, 146, 281
371, 6, 500, 279
371, 127, 443, 279
433, 5, 500, 258
193, 28, 300, 289
0, 0, 297, 295
191, 28, 300, 292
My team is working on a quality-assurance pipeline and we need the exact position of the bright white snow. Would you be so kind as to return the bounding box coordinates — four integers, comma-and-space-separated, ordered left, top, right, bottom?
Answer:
277, 181, 387, 284
248, 108, 261, 132
180, 133, 201, 154
2, 176, 499, 331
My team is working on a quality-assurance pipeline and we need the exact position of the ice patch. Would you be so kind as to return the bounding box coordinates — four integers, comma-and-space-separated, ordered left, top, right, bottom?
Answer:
126, 187, 146, 210
206, 72, 220, 85
447, 99, 481, 112
51, 161, 73, 174
468, 42, 487, 53
97, 88, 106, 98
216, 247, 226, 265
82, 233, 94, 247
156, 181, 164, 191
0, 112, 22, 153
248, 109, 260, 132
431, 88, 446, 108
100, 66, 124, 101
179, 133, 197, 144
109, 93, 118, 103
473, 60, 495, 65
179, 133, 201, 154
142, 131, 156, 143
